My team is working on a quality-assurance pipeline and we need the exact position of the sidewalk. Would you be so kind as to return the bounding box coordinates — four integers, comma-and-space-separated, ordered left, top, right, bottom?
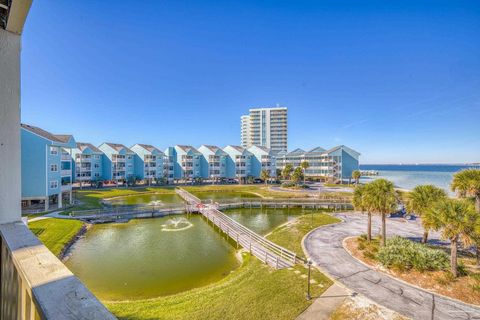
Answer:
296, 283, 351, 320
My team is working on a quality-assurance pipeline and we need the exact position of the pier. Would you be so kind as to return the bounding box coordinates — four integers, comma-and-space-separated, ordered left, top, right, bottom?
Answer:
176, 188, 304, 269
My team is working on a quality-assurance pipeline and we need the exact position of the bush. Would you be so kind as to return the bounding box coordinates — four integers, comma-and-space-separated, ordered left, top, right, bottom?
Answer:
377, 236, 449, 272
281, 182, 296, 188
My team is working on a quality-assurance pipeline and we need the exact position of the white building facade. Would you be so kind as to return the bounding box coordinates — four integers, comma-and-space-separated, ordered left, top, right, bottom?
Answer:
241, 106, 288, 153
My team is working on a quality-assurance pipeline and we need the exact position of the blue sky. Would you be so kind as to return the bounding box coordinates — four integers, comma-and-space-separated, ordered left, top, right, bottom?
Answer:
21, 0, 480, 164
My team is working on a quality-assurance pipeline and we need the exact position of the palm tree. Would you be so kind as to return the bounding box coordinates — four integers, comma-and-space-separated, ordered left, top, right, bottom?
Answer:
292, 167, 304, 185
353, 184, 372, 241
452, 169, 480, 213
407, 185, 447, 243
300, 161, 310, 184
428, 199, 476, 277
352, 170, 361, 185
260, 169, 270, 186
363, 179, 397, 246
452, 169, 480, 266
282, 163, 294, 181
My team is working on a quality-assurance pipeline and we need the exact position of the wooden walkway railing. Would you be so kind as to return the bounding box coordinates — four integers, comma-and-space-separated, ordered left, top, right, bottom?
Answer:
175, 188, 306, 269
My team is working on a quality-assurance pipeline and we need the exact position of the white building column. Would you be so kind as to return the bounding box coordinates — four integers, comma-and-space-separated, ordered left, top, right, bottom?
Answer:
44, 197, 49, 211
0, 29, 22, 224
58, 193, 62, 209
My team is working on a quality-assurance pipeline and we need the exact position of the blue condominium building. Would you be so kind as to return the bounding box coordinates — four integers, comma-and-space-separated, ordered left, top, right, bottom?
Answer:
130, 144, 172, 184
223, 145, 253, 183
21, 124, 76, 210
71, 143, 103, 185
276, 145, 360, 183
248, 145, 277, 178
98, 143, 135, 183
20, 123, 360, 195
165, 145, 203, 182
198, 145, 228, 181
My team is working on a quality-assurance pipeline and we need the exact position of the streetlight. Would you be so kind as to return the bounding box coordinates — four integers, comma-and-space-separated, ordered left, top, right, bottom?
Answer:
306, 259, 313, 300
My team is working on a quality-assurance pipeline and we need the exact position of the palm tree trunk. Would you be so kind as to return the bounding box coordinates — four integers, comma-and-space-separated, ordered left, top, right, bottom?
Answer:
476, 246, 480, 268
451, 236, 458, 277
367, 212, 372, 242
422, 231, 429, 244
381, 213, 386, 247
475, 195, 480, 214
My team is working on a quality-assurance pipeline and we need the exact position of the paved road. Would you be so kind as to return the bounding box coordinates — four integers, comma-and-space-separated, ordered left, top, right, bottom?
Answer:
304, 212, 480, 320
270, 182, 353, 194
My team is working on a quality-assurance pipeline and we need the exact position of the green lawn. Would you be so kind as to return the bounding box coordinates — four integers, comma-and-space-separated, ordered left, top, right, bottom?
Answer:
68, 187, 176, 212
106, 212, 339, 320
267, 212, 341, 257
183, 184, 313, 199
28, 218, 84, 256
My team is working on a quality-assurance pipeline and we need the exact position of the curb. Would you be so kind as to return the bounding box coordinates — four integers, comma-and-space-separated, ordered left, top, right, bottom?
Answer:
342, 236, 480, 310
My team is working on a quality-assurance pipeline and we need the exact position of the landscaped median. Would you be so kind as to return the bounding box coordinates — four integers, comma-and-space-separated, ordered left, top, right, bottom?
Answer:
344, 235, 480, 305
106, 211, 340, 320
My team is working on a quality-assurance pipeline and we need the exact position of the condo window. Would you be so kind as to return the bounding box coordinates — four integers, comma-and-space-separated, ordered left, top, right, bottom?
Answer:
50, 164, 58, 172
50, 146, 58, 155
49, 180, 58, 189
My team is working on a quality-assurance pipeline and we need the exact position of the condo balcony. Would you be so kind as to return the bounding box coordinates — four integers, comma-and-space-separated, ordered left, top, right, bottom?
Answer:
0, 223, 115, 319
61, 169, 71, 177
0, 3, 116, 318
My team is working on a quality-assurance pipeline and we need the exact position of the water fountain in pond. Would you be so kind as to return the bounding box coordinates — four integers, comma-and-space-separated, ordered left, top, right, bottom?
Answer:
149, 200, 164, 207
161, 217, 193, 232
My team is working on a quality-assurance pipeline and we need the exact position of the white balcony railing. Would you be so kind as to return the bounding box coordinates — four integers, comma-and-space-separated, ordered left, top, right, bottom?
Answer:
61, 184, 72, 192
61, 154, 70, 161
61, 169, 71, 177
0, 222, 115, 319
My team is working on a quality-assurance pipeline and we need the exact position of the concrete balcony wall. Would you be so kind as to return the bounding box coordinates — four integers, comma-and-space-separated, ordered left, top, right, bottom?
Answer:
0, 222, 115, 319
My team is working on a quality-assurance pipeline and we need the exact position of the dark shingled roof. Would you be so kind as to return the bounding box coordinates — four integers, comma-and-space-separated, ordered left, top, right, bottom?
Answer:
21, 124, 70, 143
136, 144, 160, 153
176, 145, 200, 153
76, 142, 102, 153
104, 142, 132, 153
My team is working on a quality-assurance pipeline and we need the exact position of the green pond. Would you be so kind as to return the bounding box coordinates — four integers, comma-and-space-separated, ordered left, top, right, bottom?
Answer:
65, 208, 309, 301
106, 193, 184, 206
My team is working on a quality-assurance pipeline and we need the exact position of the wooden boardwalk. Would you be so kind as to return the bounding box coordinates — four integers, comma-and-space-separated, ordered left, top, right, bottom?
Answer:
176, 188, 305, 269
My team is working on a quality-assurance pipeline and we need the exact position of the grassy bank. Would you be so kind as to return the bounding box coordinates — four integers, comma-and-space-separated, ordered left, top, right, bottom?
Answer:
267, 212, 340, 257
183, 184, 307, 198
106, 211, 340, 320
28, 218, 84, 256
71, 186, 176, 211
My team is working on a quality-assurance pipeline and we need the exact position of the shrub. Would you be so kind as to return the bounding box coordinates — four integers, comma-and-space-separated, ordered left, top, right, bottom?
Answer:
281, 182, 296, 188
377, 236, 449, 272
